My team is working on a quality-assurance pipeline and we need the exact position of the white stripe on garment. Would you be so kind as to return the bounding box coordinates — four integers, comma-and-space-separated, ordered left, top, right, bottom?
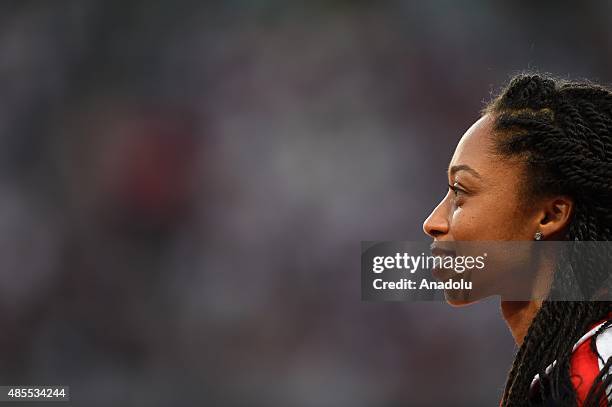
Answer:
594, 324, 612, 401
530, 320, 609, 390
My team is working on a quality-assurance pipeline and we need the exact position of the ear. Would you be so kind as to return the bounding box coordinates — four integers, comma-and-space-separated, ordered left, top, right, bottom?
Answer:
537, 196, 574, 239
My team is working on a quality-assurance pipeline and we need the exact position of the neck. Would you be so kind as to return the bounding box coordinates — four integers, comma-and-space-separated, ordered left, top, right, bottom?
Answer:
501, 300, 542, 346
500, 246, 555, 345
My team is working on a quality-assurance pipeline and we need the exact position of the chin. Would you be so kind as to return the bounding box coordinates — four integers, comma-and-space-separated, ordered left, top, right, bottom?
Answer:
444, 291, 479, 307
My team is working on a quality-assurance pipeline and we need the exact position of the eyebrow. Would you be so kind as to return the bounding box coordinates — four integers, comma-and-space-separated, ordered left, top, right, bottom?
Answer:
448, 164, 482, 179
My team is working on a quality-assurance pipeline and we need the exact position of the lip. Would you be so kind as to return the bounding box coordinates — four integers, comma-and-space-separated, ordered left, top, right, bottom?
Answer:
430, 241, 457, 281
429, 242, 457, 257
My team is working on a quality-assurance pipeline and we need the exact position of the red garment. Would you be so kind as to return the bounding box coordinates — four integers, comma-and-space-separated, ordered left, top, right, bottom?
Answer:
525, 314, 612, 406
569, 316, 612, 406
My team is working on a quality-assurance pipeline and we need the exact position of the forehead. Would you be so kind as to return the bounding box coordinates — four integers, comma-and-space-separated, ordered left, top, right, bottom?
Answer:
449, 115, 496, 172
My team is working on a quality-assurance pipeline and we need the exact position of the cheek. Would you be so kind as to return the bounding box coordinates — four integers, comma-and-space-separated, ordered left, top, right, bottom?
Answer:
448, 205, 481, 240
449, 195, 524, 240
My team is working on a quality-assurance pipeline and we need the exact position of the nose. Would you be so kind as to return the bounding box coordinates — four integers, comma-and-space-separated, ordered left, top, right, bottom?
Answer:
422, 199, 450, 239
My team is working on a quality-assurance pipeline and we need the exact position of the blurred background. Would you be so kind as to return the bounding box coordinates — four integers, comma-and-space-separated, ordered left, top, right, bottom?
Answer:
1, 1, 612, 406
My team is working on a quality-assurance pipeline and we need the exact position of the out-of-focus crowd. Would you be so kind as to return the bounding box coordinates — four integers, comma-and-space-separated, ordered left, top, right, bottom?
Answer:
0, 1, 610, 405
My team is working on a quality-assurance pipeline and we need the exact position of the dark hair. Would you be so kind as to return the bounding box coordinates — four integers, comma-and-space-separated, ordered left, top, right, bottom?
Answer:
485, 73, 612, 406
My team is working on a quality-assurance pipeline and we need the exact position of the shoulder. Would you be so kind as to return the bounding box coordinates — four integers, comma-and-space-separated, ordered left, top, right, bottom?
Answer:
529, 319, 612, 406
569, 320, 612, 405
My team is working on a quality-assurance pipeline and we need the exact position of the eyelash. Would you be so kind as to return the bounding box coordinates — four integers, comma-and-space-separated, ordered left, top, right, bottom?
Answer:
448, 183, 466, 197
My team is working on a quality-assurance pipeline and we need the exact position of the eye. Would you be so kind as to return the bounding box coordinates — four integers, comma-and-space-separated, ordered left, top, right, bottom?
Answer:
448, 183, 462, 196
448, 183, 467, 203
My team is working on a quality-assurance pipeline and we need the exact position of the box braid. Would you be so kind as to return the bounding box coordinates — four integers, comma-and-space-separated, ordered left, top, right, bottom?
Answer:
483, 74, 612, 406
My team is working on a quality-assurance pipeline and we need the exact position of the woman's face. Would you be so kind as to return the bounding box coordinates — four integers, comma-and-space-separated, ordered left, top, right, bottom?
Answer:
422, 114, 545, 304
423, 114, 538, 242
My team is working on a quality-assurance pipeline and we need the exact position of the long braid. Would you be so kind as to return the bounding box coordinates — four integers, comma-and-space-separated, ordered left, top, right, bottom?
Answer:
485, 74, 612, 406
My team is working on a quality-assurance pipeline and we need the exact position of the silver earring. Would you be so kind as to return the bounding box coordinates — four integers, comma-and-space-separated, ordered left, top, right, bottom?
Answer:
534, 231, 543, 241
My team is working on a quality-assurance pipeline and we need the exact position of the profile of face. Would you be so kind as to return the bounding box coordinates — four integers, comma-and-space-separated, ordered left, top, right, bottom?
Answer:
422, 114, 573, 305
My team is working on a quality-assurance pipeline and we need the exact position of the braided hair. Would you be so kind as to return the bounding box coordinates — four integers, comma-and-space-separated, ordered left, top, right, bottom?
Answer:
484, 74, 612, 406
